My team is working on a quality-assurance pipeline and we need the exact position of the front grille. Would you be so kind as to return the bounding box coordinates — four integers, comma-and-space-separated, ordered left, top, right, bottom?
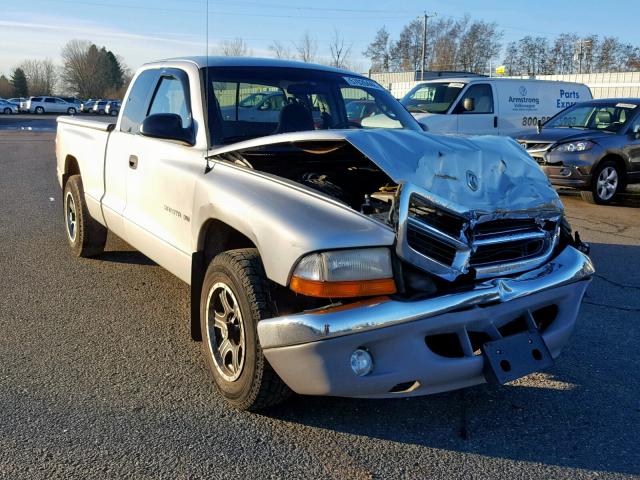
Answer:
407, 224, 457, 266
400, 192, 558, 281
408, 194, 464, 239
524, 142, 553, 150
471, 238, 546, 267
474, 218, 538, 238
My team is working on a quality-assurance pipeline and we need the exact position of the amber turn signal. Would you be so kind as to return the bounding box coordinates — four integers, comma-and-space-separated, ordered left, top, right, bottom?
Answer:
290, 276, 397, 298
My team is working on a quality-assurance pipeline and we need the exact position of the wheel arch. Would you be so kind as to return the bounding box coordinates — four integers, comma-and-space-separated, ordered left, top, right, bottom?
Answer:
190, 219, 258, 341
594, 153, 627, 185
62, 155, 81, 189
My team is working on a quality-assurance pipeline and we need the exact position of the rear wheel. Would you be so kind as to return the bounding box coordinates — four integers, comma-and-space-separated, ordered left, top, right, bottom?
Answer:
63, 175, 107, 257
200, 249, 291, 411
582, 160, 623, 205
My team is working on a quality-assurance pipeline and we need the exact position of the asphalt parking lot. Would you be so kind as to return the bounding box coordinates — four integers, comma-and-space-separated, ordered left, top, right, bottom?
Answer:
1, 125, 639, 479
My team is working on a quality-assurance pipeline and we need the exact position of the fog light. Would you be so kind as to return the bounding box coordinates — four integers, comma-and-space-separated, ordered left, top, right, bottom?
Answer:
350, 348, 373, 377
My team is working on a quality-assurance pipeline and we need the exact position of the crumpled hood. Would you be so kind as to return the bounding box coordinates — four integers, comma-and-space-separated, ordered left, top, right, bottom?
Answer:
209, 129, 564, 218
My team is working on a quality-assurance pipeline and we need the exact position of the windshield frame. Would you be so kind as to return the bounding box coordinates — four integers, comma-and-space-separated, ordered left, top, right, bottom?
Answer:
204, 66, 422, 146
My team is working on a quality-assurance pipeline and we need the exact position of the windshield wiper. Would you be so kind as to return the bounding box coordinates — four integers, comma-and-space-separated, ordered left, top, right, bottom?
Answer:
408, 107, 430, 113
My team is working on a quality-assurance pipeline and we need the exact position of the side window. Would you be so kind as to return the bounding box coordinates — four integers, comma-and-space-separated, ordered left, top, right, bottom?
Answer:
44, 98, 55, 103
148, 76, 190, 128
120, 69, 157, 134
457, 84, 494, 114
32, 97, 42, 102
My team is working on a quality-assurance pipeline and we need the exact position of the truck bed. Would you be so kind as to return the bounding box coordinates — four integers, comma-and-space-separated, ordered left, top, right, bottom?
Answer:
56, 116, 115, 225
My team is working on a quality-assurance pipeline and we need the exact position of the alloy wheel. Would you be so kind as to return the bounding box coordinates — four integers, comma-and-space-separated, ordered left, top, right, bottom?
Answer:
205, 282, 246, 382
596, 166, 618, 201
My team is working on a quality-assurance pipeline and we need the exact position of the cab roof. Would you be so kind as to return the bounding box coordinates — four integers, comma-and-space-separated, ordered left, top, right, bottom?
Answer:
147, 56, 364, 77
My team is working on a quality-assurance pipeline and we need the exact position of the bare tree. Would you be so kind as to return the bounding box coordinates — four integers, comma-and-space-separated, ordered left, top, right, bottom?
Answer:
390, 19, 422, 72
363, 27, 391, 72
21, 59, 57, 95
269, 40, 292, 59
61, 40, 98, 98
61, 39, 127, 98
457, 19, 502, 73
220, 38, 252, 56
295, 32, 318, 63
328, 29, 352, 69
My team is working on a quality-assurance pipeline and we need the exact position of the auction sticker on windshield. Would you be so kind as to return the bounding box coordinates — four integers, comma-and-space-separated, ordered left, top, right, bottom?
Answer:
343, 76, 384, 90
616, 103, 638, 109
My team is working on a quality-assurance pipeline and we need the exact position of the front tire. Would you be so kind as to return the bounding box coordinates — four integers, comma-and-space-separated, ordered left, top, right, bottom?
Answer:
582, 160, 623, 205
35, 106, 44, 114
63, 175, 107, 257
3, 108, 11, 114
67, 107, 76, 114
200, 249, 290, 411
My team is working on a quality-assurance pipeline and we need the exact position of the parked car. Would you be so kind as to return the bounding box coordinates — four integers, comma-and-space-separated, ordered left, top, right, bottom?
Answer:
27, 96, 78, 114
61, 97, 82, 105
518, 98, 640, 204
401, 78, 592, 136
0, 99, 19, 114
55, 56, 593, 411
345, 99, 380, 125
92, 100, 110, 114
105, 100, 121, 116
220, 91, 287, 123
80, 100, 96, 113
7, 97, 26, 107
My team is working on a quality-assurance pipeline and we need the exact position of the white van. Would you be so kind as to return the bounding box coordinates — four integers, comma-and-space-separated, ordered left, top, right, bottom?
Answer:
401, 77, 592, 136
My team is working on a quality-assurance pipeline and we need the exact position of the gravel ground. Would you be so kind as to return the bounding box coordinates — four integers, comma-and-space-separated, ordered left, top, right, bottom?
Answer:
1, 130, 639, 479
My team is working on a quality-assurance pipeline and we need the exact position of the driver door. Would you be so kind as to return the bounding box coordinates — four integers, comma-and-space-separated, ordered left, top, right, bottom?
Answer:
122, 69, 202, 282
454, 83, 498, 135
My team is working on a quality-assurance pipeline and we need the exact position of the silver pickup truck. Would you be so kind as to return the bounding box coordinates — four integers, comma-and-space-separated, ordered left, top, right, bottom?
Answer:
56, 57, 594, 411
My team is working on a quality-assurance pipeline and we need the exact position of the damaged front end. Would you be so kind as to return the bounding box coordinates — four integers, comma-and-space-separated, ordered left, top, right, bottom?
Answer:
208, 128, 594, 398
209, 128, 575, 285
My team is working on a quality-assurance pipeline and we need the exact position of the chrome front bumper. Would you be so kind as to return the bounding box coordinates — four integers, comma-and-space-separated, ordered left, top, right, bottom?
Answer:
258, 246, 594, 398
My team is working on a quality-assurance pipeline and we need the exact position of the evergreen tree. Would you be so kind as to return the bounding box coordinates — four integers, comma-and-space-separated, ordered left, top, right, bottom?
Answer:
10, 68, 28, 97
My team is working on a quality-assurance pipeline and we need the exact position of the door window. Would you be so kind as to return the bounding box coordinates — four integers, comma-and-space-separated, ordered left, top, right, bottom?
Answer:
44, 98, 55, 103
456, 84, 494, 114
120, 69, 157, 134
148, 76, 191, 128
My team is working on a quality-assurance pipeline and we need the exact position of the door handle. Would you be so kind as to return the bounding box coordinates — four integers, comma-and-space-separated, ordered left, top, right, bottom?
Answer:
493, 116, 498, 128
128, 155, 138, 169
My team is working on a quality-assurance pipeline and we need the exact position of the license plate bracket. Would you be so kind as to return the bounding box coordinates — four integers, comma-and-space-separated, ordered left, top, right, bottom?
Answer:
482, 330, 554, 384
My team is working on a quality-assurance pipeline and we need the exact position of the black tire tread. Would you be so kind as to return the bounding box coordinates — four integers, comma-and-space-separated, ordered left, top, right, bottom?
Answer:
207, 249, 291, 411
65, 175, 107, 257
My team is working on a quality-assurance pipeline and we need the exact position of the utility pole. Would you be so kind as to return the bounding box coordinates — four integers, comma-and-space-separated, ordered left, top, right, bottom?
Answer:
420, 12, 436, 81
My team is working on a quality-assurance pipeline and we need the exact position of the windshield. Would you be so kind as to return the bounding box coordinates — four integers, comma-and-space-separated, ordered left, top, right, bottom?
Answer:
400, 82, 465, 114
205, 66, 421, 145
544, 102, 638, 132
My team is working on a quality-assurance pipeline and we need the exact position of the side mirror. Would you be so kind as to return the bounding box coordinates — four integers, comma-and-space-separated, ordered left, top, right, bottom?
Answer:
634, 124, 640, 138
463, 97, 475, 112
140, 113, 194, 145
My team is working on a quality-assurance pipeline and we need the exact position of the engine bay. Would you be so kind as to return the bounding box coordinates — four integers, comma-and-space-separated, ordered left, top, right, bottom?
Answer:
211, 140, 399, 225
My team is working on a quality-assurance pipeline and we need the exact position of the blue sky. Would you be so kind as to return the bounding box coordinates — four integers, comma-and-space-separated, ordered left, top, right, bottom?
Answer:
1, 0, 639, 75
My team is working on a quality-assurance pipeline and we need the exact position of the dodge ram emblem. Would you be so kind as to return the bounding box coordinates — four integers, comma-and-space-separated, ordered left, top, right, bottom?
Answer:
466, 170, 479, 191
